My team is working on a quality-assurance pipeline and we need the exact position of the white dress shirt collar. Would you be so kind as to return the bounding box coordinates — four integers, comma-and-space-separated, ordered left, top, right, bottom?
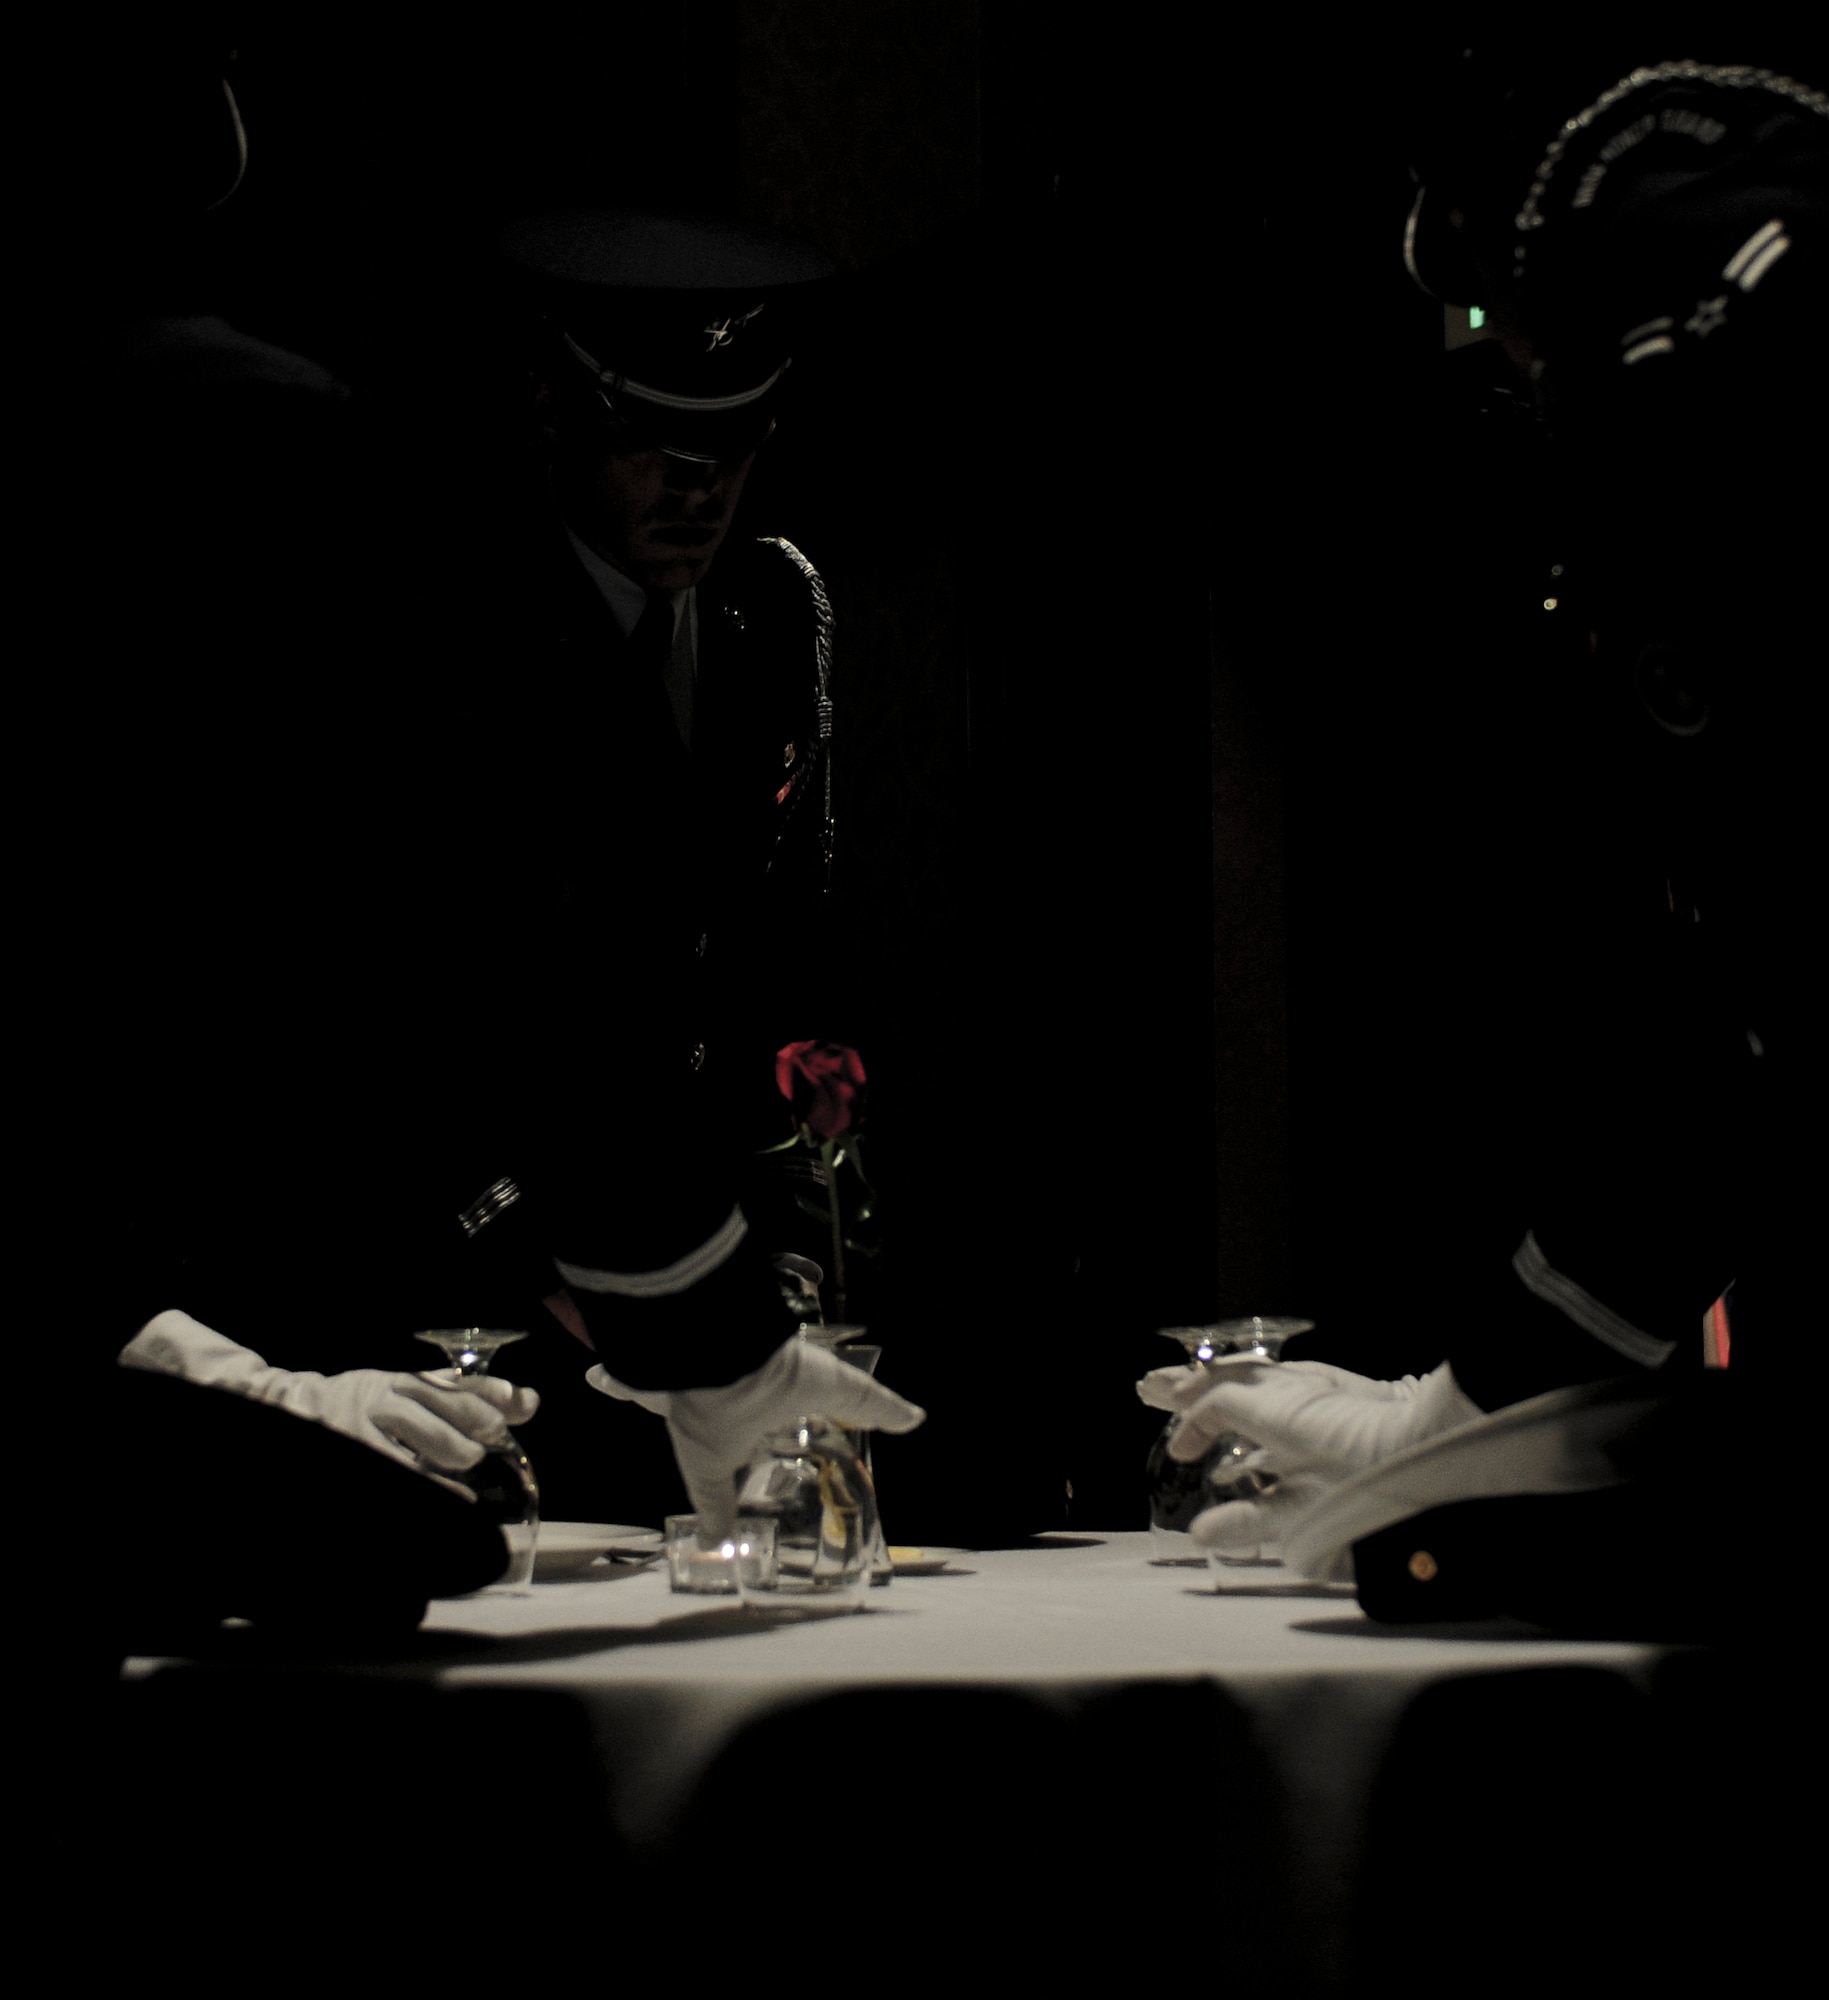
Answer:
559, 516, 691, 649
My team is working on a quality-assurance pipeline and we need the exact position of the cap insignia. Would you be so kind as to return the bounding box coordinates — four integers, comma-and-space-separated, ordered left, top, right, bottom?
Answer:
704, 303, 766, 352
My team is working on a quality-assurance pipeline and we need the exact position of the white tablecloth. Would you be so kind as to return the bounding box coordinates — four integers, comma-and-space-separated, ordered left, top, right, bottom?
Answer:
415, 1531, 1655, 1819
402, 1532, 1659, 1973
125, 1530, 1683, 1989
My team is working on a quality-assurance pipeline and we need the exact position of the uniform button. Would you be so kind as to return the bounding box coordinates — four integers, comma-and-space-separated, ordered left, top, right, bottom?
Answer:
690, 1042, 707, 1072
1407, 1550, 1439, 1582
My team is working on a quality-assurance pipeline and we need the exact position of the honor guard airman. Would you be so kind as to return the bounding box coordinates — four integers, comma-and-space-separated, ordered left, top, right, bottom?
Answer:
412, 211, 892, 1518
1146, 42, 1821, 1638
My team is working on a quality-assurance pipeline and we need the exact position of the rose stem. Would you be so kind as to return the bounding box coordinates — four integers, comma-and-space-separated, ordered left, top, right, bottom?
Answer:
820, 1135, 848, 1322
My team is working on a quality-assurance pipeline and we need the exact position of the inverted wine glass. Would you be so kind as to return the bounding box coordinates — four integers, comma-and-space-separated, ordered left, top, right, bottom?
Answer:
1146, 1317, 1312, 1565
412, 1328, 540, 1592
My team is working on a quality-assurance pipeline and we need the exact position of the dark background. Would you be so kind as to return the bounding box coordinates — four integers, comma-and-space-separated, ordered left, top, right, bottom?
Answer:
111, 9, 1580, 1529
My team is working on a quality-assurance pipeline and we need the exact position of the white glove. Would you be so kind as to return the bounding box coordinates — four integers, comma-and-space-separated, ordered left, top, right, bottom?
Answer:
588, 1334, 925, 1536
121, 1309, 540, 1496
1135, 1355, 1481, 1572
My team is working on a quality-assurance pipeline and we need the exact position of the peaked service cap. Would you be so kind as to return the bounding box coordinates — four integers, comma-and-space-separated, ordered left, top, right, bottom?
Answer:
496, 210, 835, 460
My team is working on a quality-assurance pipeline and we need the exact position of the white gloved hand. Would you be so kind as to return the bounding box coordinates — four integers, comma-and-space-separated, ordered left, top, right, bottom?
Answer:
121, 1309, 540, 1497
1135, 1355, 1481, 1573
588, 1334, 925, 1537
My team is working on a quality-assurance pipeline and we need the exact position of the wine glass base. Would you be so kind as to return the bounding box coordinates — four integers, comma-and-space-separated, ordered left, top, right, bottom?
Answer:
1208, 1545, 1284, 1588
483, 1521, 539, 1595
740, 1587, 870, 1616
1147, 1522, 1211, 1566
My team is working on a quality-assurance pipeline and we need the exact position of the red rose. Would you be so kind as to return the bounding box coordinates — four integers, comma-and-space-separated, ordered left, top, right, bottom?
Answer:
775, 1040, 867, 1141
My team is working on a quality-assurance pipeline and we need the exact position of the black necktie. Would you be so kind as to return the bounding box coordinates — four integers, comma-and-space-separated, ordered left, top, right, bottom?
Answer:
630, 589, 674, 680
632, 589, 693, 748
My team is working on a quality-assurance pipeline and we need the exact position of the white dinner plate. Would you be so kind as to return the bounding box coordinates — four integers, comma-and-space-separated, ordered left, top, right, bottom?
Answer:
888, 1546, 971, 1576
533, 1522, 664, 1578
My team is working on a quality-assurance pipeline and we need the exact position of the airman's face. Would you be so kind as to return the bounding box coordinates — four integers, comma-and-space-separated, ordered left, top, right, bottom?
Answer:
547, 392, 755, 591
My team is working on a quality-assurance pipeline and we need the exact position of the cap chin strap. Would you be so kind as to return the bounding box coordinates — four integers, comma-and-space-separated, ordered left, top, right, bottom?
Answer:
1402, 186, 1428, 294
649, 423, 775, 470
204, 78, 249, 212
559, 326, 788, 413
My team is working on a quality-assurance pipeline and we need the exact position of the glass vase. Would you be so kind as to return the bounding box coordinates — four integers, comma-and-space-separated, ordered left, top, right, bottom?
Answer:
792, 1323, 893, 1586
831, 1338, 894, 1585
735, 1415, 878, 1611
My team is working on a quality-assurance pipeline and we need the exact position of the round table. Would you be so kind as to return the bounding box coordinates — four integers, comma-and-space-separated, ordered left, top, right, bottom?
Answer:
124, 1530, 1719, 1991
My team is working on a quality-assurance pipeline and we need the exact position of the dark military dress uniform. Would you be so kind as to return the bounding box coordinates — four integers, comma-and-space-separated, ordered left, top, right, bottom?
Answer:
83, 210, 851, 1616
63, 308, 520, 1645
1352, 48, 1824, 1634
425, 475, 852, 1520
457, 501, 840, 1161
355, 212, 857, 1521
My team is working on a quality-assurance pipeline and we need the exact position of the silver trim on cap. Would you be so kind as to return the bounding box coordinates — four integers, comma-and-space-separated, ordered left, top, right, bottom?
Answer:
560, 327, 786, 412
554, 1204, 750, 1299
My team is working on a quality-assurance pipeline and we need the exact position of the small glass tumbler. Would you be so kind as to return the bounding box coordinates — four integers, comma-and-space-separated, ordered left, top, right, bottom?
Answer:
665, 1514, 779, 1595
